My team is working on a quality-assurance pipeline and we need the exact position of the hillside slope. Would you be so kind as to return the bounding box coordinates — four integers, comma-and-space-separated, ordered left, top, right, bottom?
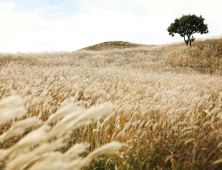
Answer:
1, 37, 222, 169
81, 41, 153, 51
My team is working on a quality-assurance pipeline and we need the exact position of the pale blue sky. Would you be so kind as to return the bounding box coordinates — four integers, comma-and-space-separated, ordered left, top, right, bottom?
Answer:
0, 0, 222, 53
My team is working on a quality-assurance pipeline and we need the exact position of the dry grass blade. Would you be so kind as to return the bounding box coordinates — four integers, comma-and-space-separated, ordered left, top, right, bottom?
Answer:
0, 96, 24, 109
212, 159, 222, 165
47, 103, 113, 139
47, 104, 80, 125
63, 143, 89, 160
0, 117, 42, 142
1, 125, 51, 162
73, 141, 125, 169
16, 138, 67, 170
27, 152, 68, 170
0, 96, 26, 124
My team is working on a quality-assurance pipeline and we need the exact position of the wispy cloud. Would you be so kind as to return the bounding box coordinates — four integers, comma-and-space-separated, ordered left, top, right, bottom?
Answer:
0, 0, 221, 53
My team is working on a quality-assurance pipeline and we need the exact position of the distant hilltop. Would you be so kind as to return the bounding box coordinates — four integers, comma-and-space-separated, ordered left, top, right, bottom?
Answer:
81, 41, 154, 51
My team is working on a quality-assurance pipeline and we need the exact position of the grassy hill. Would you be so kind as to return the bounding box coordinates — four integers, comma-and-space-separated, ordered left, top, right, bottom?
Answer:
81, 41, 153, 51
1, 37, 222, 169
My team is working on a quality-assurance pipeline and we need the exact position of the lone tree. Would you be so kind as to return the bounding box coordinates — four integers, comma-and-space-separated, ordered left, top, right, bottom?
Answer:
167, 14, 209, 47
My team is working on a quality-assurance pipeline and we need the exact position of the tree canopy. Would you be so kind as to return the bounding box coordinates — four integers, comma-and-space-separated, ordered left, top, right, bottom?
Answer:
167, 14, 209, 46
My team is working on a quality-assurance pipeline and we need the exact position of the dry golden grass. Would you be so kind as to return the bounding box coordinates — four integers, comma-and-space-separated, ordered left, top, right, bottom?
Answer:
81, 41, 153, 51
1, 37, 222, 169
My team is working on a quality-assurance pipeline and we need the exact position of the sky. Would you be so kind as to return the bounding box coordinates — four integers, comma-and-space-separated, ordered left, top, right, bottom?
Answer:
0, 0, 222, 53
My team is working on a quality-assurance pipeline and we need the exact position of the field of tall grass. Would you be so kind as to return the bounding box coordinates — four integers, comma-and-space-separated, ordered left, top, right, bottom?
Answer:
1, 37, 222, 169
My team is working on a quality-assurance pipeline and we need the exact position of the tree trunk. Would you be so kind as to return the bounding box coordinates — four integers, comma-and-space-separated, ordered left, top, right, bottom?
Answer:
187, 34, 192, 48
184, 35, 193, 47
184, 36, 189, 46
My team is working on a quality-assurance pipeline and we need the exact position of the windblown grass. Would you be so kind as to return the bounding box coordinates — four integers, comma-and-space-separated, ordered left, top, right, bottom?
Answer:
1, 37, 222, 169
81, 41, 152, 51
